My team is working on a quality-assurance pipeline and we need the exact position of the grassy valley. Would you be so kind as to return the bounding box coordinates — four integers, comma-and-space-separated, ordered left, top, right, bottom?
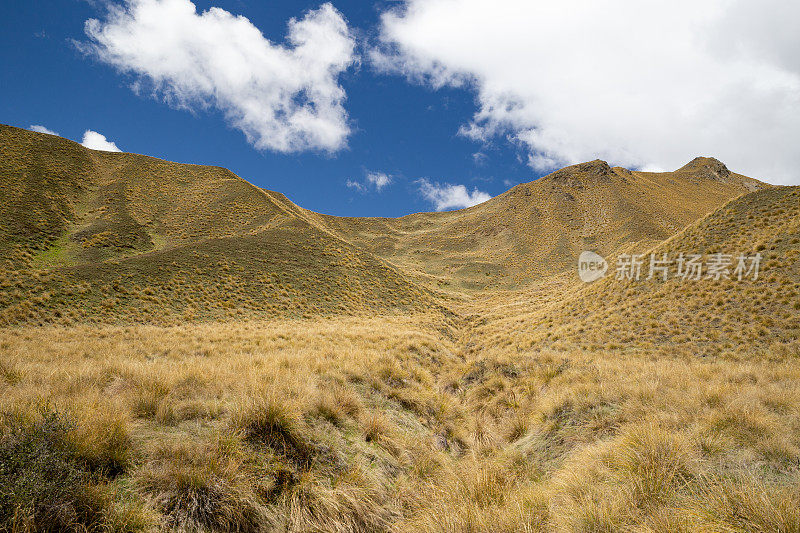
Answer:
1, 124, 798, 532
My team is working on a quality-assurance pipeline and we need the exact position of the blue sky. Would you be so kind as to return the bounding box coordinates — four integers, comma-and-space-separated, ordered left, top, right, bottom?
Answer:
0, 0, 535, 217
2, 1, 798, 218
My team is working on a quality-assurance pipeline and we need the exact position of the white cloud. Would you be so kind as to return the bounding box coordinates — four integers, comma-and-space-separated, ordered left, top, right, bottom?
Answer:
29, 125, 121, 151
347, 170, 393, 193
365, 171, 392, 191
83, 0, 355, 153
29, 125, 60, 136
639, 164, 667, 173
472, 151, 487, 165
417, 178, 491, 211
81, 130, 122, 151
346, 179, 366, 192
376, 0, 800, 184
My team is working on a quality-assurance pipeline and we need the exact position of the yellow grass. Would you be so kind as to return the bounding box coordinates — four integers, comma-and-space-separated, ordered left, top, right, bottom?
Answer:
3, 309, 800, 531
2, 125, 799, 530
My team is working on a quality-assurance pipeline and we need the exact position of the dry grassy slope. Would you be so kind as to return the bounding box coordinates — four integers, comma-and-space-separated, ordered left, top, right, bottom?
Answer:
0, 124, 334, 266
0, 125, 440, 324
3, 125, 800, 532
0, 123, 773, 325
473, 186, 800, 358
0, 125, 97, 267
314, 159, 767, 290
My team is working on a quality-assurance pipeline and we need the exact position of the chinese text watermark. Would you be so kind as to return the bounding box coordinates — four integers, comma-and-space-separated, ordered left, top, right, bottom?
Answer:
578, 252, 762, 283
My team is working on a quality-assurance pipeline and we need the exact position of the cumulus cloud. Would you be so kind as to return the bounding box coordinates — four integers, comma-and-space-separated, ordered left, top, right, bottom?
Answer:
81, 130, 122, 151
29, 125, 60, 136
417, 178, 491, 211
83, 0, 356, 153
376, 0, 800, 184
347, 170, 393, 192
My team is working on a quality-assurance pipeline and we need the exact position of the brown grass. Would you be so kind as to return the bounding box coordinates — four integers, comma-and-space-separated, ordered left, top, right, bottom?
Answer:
2, 125, 798, 531
3, 308, 800, 531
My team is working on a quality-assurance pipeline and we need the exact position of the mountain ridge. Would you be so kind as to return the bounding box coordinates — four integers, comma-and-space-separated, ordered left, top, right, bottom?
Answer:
316, 157, 769, 289
0, 123, 776, 324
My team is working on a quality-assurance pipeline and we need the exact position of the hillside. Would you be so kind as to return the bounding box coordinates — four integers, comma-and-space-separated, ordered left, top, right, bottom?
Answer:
3, 124, 800, 532
0, 125, 439, 325
467, 185, 800, 358
0, 124, 773, 324
315, 159, 767, 290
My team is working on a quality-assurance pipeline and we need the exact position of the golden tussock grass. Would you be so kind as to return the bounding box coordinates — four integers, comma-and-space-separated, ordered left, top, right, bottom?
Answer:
3, 307, 800, 531
2, 126, 799, 530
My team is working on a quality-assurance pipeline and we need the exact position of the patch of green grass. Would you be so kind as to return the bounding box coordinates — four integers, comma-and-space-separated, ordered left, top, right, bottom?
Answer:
30, 233, 73, 268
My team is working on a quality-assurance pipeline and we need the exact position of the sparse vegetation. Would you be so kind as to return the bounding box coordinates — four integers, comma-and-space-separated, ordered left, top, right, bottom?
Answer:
1, 125, 798, 530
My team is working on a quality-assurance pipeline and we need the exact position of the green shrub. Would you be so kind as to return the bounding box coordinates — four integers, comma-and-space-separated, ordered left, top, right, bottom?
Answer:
0, 410, 106, 531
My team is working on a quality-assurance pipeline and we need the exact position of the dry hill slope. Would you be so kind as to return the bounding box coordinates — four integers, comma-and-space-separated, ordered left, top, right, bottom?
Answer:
314, 159, 767, 290
397, 185, 800, 532
3, 125, 800, 532
0, 123, 772, 325
467, 185, 800, 358
0, 124, 439, 324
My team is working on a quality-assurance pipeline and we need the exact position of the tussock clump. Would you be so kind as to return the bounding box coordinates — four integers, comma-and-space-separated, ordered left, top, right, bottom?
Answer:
70, 406, 133, 477
232, 393, 319, 469
130, 377, 170, 420
607, 425, 699, 509
396, 458, 550, 532
0, 360, 23, 385
552, 424, 701, 530
502, 411, 530, 443
360, 412, 389, 444
139, 440, 267, 532
689, 474, 800, 531
280, 470, 395, 533
310, 387, 352, 427
330, 385, 363, 419
469, 414, 500, 454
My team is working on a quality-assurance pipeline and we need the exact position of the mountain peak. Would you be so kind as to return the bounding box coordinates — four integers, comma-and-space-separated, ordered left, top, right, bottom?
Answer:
579, 159, 612, 172
546, 159, 614, 185
678, 157, 731, 179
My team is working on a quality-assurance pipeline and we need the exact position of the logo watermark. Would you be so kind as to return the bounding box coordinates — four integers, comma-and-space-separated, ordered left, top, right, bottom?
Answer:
578, 252, 762, 283
578, 251, 609, 283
